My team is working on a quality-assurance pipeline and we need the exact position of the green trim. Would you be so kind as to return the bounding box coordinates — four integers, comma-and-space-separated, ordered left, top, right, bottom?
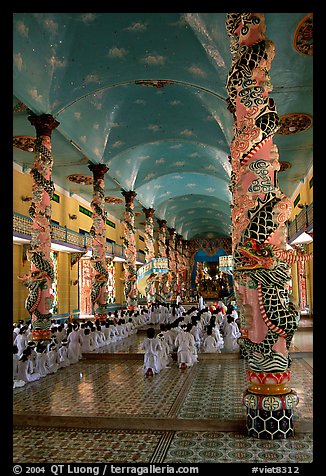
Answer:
106, 218, 116, 228
52, 193, 60, 203
294, 193, 300, 208
79, 205, 92, 218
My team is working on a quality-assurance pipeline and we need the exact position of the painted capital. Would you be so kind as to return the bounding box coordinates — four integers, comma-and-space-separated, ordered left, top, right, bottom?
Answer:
143, 207, 155, 219
88, 162, 109, 180
28, 114, 59, 138
122, 190, 137, 204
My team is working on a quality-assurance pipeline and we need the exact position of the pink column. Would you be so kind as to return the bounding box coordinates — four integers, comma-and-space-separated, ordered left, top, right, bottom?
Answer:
167, 228, 177, 299
226, 13, 299, 439
18, 114, 59, 342
157, 219, 169, 300
122, 191, 138, 310
88, 163, 109, 319
143, 207, 156, 304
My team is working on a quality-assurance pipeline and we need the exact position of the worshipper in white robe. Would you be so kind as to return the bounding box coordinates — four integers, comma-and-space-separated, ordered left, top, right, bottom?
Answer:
14, 327, 28, 358
34, 342, 49, 378
102, 322, 112, 343
67, 324, 82, 363
223, 315, 241, 352
198, 294, 205, 311
46, 342, 60, 374
17, 348, 41, 383
142, 327, 163, 375
108, 320, 119, 342
58, 339, 70, 368
202, 326, 222, 353
157, 325, 171, 368
175, 323, 197, 368
13, 344, 26, 388
80, 328, 95, 352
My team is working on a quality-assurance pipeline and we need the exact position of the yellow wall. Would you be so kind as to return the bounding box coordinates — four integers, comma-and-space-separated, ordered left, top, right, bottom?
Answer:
288, 168, 313, 314
289, 171, 313, 221
13, 244, 30, 322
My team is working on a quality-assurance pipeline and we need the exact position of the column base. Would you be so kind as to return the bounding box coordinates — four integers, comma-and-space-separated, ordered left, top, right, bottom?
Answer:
243, 389, 299, 439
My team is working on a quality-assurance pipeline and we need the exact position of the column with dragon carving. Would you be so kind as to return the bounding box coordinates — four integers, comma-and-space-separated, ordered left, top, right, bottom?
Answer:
17, 114, 59, 342
88, 162, 109, 319
143, 207, 156, 304
175, 235, 184, 295
157, 219, 169, 301
225, 13, 308, 438
121, 191, 138, 310
167, 228, 178, 300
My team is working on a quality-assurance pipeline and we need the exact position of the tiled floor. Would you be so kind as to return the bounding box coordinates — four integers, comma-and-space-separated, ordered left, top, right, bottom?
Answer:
12, 318, 313, 465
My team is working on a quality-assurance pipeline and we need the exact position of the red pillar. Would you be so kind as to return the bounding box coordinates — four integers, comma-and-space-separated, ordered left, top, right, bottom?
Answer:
122, 191, 138, 310
18, 114, 59, 342
88, 162, 109, 319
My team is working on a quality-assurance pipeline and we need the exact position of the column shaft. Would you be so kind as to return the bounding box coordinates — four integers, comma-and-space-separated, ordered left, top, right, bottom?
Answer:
88, 162, 109, 319
18, 114, 59, 342
226, 13, 299, 438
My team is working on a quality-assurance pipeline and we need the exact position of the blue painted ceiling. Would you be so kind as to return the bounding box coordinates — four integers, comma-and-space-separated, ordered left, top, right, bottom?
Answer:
13, 12, 313, 240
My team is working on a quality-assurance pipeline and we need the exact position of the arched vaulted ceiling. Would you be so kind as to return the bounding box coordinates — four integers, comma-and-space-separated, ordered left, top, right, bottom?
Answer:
13, 12, 313, 240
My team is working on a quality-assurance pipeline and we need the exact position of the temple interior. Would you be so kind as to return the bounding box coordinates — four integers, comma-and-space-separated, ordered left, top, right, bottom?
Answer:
12, 12, 313, 468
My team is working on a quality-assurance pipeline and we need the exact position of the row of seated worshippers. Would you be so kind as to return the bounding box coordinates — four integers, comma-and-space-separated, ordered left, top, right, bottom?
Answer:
12, 308, 151, 388
142, 305, 242, 375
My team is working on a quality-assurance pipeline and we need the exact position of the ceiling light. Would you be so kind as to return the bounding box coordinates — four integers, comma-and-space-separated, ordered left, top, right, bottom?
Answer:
290, 232, 313, 245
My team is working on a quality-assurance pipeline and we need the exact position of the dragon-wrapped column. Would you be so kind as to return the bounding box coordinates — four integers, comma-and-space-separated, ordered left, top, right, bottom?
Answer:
167, 228, 178, 300
143, 207, 156, 304
157, 219, 169, 301
226, 13, 299, 439
88, 162, 109, 319
18, 114, 59, 342
122, 190, 138, 310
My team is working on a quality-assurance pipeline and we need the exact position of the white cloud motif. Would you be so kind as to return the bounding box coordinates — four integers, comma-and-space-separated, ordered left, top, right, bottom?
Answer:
175, 161, 185, 167
80, 136, 87, 143
172, 175, 183, 180
206, 187, 215, 192
16, 21, 28, 38
74, 112, 81, 120
125, 21, 147, 32
180, 129, 193, 137
155, 158, 165, 164
170, 100, 181, 106
80, 13, 97, 23
148, 124, 160, 132
13, 53, 24, 71
141, 54, 166, 66
144, 173, 156, 181
108, 47, 128, 58
84, 74, 101, 84
134, 99, 146, 105
187, 65, 207, 78
93, 123, 100, 129
48, 56, 66, 68
112, 141, 125, 148
43, 18, 58, 33
170, 144, 182, 149
29, 88, 43, 102
186, 183, 197, 188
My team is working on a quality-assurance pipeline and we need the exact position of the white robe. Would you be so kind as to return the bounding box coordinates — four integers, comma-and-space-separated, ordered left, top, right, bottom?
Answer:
175, 331, 196, 367
17, 359, 41, 382
67, 330, 82, 363
142, 337, 162, 374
